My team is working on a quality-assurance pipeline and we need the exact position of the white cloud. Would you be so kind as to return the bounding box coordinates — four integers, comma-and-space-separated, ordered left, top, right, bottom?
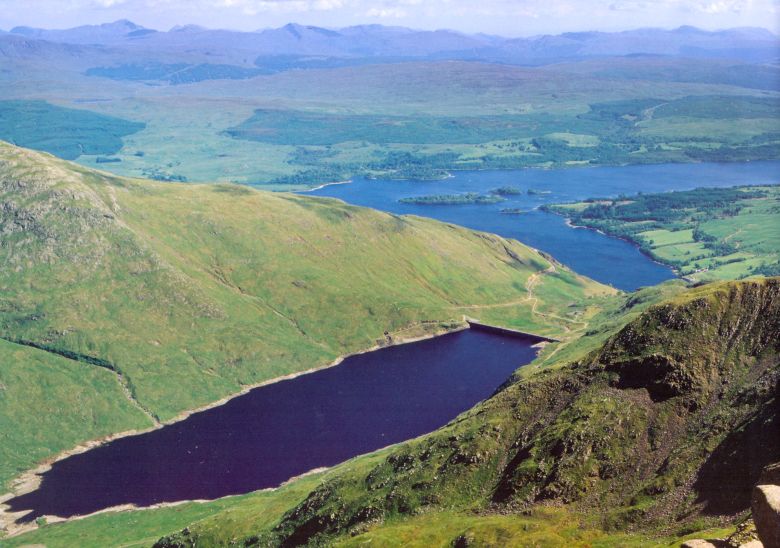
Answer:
89, 0, 131, 6
697, 0, 746, 13
366, 6, 406, 17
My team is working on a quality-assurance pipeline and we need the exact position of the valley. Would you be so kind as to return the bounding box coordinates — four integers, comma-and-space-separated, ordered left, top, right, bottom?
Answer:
1, 142, 777, 547
1, 23, 778, 187
0, 142, 606, 528
0, 13, 778, 548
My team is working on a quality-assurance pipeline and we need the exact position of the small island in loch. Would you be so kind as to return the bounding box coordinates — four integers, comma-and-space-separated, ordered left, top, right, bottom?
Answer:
399, 192, 506, 205
489, 186, 524, 196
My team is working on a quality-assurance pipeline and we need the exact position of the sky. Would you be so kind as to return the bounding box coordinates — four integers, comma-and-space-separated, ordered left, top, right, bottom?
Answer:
0, 0, 778, 37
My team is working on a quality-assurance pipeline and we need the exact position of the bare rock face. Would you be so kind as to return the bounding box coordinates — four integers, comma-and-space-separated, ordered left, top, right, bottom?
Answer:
681, 540, 719, 548
753, 463, 780, 548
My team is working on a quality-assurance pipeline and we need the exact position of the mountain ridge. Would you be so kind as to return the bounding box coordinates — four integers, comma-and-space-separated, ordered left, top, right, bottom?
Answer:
4, 21, 775, 64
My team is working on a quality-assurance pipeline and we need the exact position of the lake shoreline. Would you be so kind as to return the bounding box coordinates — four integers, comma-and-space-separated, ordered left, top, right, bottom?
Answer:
0, 466, 333, 540
0, 321, 470, 535
557, 214, 680, 278
305, 160, 779, 290
297, 179, 353, 192
293, 157, 779, 193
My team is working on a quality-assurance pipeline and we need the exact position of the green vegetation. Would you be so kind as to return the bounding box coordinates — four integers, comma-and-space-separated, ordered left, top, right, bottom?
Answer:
2, 43, 779, 548
0, 100, 144, 160
0, 339, 151, 490
265, 280, 780, 545
7, 57, 778, 186
333, 509, 644, 547
225, 109, 548, 146
67, 278, 771, 548
0, 141, 608, 491
5, 159, 775, 545
221, 96, 779, 184
398, 192, 505, 205
651, 95, 779, 120
544, 185, 780, 280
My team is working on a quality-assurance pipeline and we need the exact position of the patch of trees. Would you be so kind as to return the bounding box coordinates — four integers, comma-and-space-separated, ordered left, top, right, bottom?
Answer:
569, 187, 765, 225
685, 144, 780, 162
751, 261, 780, 276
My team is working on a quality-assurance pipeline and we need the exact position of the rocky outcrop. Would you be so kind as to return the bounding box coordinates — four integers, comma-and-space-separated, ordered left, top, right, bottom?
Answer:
753, 463, 780, 548
681, 540, 720, 548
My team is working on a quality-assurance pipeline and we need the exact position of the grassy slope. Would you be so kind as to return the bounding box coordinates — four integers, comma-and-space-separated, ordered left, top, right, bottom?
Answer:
545, 185, 780, 281
7, 276, 774, 547
0, 339, 150, 493
141, 278, 778, 547
0, 279, 684, 546
0, 141, 608, 490
282, 278, 779, 546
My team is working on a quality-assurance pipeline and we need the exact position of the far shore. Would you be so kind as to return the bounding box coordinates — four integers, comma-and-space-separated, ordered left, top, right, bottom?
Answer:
297, 179, 353, 192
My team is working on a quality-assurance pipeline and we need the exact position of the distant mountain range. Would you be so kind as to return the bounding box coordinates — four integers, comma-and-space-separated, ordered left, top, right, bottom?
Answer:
1, 20, 777, 67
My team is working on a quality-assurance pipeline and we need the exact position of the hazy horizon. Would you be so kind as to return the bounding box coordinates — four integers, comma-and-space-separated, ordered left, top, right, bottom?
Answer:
1, 0, 778, 38
3, 18, 778, 39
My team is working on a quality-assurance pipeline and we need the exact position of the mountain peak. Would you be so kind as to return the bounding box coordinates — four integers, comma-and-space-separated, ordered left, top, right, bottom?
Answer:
281, 22, 341, 39
170, 24, 206, 33
102, 19, 142, 30
675, 24, 704, 34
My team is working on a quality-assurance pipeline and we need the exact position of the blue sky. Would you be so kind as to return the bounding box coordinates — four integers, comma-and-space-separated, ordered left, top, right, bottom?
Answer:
1, 0, 778, 36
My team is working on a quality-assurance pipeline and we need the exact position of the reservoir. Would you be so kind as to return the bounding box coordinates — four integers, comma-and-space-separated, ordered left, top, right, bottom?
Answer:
306, 160, 780, 290
7, 328, 539, 521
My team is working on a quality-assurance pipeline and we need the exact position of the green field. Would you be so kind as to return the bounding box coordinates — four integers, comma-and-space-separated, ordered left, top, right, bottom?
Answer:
2, 56, 778, 187
224, 96, 780, 183
544, 185, 780, 281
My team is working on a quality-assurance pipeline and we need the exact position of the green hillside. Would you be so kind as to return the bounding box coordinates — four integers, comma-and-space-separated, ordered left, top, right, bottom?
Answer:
15, 278, 774, 547
0, 141, 608, 492
151, 278, 777, 547
0, 339, 151, 495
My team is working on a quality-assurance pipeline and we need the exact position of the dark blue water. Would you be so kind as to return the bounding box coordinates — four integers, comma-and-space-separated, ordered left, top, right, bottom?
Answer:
306, 161, 780, 290
8, 329, 539, 520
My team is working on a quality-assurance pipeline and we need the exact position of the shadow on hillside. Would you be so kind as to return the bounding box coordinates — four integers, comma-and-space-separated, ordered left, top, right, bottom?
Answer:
693, 391, 780, 515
